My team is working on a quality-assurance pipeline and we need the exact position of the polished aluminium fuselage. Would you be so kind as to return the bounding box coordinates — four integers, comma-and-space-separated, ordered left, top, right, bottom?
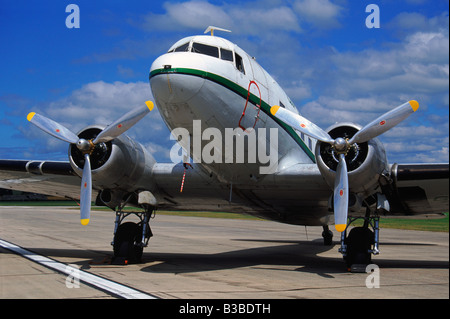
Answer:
148, 35, 333, 225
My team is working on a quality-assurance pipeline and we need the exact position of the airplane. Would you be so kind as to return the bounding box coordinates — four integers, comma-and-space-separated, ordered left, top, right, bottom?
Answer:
0, 26, 448, 269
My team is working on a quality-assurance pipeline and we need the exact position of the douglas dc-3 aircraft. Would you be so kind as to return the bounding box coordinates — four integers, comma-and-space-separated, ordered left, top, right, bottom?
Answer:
0, 27, 448, 269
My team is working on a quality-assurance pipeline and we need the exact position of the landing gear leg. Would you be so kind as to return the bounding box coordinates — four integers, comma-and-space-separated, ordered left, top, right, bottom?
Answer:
339, 208, 380, 272
111, 207, 154, 264
322, 225, 333, 246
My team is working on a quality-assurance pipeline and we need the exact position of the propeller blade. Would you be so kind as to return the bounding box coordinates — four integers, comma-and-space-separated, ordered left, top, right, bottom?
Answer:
27, 112, 79, 144
270, 105, 335, 144
348, 100, 419, 145
80, 154, 92, 226
334, 153, 349, 232
93, 101, 154, 144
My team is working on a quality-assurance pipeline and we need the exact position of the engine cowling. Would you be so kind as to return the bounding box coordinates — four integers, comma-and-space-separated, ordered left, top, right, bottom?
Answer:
315, 123, 389, 198
68, 125, 157, 207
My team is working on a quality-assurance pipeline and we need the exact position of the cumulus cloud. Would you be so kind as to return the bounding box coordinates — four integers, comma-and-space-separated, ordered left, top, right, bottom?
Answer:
139, 0, 337, 35
293, 0, 343, 29
142, 1, 232, 32
45, 81, 153, 126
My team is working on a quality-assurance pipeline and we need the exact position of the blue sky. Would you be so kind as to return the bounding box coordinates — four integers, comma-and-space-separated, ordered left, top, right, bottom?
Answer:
0, 0, 448, 164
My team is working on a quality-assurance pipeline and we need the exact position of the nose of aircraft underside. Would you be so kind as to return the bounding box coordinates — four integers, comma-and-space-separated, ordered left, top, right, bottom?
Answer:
149, 53, 206, 105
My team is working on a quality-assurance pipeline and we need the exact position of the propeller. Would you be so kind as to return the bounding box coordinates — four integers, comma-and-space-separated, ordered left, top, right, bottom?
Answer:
27, 101, 154, 225
270, 100, 419, 232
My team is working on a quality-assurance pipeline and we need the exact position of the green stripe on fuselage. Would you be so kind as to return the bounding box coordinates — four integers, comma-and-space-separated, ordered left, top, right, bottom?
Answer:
150, 68, 316, 162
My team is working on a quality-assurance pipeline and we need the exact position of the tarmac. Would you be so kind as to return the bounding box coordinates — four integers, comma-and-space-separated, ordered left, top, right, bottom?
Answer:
0, 206, 448, 299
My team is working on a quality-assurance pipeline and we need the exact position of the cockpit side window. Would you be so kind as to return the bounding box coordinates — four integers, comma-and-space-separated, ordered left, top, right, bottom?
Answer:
192, 43, 219, 58
173, 42, 190, 52
235, 53, 245, 74
220, 48, 234, 62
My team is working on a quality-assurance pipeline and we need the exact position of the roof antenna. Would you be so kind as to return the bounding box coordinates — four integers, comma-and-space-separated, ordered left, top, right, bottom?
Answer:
204, 26, 232, 36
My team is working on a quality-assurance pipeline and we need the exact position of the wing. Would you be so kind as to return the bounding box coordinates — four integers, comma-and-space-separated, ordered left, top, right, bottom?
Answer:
1, 159, 448, 224
388, 163, 449, 216
0, 159, 88, 200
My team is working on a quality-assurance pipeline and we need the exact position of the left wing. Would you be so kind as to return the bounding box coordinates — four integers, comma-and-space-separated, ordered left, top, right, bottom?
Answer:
387, 163, 449, 216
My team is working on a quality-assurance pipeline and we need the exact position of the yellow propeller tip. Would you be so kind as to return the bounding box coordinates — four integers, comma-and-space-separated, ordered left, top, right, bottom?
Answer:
145, 101, 154, 111
81, 219, 90, 226
335, 224, 346, 232
270, 105, 280, 116
27, 112, 36, 121
409, 100, 419, 112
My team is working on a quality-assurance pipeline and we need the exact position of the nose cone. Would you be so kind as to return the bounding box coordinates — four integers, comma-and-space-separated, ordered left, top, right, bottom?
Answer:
150, 53, 206, 104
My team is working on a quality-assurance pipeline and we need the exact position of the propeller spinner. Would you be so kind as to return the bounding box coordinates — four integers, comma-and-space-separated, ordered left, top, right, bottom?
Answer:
270, 100, 419, 232
27, 101, 154, 225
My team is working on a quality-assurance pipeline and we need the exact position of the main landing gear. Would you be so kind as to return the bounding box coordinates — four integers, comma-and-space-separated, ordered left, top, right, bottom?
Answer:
322, 209, 381, 271
111, 207, 154, 264
338, 209, 380, 272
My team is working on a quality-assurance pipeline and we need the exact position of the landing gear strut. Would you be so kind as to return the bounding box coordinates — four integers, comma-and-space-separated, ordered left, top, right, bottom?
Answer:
339, 209, 380, 271
322, 226, 333, 246
111, 207, 154, 264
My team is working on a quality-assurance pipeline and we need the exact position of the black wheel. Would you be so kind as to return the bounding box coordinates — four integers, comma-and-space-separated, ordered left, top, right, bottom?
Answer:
113, 222, 144, 263
344, 227, 374, 268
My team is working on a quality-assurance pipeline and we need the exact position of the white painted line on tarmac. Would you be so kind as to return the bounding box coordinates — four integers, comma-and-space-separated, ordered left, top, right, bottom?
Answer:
0, 238, 158, 299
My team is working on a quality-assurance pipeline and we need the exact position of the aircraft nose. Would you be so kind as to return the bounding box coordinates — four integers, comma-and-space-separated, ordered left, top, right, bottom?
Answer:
149, 53, 206, 104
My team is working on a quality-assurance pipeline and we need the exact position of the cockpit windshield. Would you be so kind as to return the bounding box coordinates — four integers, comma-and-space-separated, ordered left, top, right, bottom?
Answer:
168, 40, 241, 72
192, 42, 219, 58
173, 42, 190, 52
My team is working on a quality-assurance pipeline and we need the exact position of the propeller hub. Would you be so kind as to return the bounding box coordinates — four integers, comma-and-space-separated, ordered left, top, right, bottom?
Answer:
76, 138, 93, 153
333, 137, 349, 154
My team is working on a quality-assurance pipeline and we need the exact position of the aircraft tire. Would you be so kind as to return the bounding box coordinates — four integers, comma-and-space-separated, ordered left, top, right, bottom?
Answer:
113, 222, 143, 263
344, 226, 374, 268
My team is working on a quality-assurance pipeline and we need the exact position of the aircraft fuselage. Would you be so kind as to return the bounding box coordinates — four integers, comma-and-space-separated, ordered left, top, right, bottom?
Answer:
150, 34, 316, 184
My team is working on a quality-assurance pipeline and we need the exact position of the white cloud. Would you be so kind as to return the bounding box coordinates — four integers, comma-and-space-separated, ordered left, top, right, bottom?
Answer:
293, 0, 343, 29
229, 6, 301, 34
46, 81, 153, 126
141, 0, 303, 35
143, 1, 232, 31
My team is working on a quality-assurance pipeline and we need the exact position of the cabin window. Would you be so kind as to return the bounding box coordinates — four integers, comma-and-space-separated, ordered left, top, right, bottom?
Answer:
235, 53, 245, 74
192, 43, 219, 58
220, 48, 233, 62
173, 42, 190, 52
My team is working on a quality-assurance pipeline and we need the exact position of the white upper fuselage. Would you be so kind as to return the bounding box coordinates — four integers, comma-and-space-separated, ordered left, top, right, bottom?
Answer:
149, 34, 316, 183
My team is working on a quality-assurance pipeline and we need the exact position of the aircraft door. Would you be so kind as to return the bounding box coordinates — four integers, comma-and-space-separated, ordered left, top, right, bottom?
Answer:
238, 80, 261, 132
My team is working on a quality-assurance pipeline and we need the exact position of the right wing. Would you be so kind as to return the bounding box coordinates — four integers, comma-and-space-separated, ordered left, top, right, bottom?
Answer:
0, 159, 85, 200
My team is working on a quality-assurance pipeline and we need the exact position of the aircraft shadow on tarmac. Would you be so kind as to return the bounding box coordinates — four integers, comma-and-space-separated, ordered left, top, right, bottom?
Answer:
138, 239, 448, 275
5, 239, 447, 277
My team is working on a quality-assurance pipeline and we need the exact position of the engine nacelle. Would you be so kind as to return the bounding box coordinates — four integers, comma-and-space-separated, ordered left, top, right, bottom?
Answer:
68, 125, 157, 207
315, 123, 389, 197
